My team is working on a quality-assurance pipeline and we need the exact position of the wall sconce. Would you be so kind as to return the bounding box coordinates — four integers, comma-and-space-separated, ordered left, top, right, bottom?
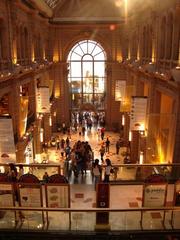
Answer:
122, 114, 125, 126
40, 128, 44, 143
139, 151, 144, 164
49, 116, 52, 126
129, 131, 132, 141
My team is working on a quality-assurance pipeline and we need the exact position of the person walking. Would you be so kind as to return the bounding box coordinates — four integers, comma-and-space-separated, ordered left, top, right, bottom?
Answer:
116, 139, 121, 154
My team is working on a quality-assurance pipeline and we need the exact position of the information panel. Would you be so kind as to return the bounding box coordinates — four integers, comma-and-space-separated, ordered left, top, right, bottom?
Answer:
143, 184, 167, 207
0, 117, 16, 163
19, 186, 42, 207
36, 87, 50, 113
46, 184, 70, 208
115, 80, 126, 101
0, 184, 14, 207
130, 96, 147, 131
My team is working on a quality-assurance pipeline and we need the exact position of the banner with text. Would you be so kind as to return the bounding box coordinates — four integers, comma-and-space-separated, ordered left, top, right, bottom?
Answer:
115, 80, 126, 101
130, 96, 147, 131
0, 117, 16, 163
36, 87, 50, 113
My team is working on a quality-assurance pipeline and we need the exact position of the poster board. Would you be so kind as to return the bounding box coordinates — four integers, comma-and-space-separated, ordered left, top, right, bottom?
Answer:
115, 80, 126, 101
0, 183, 16, 227
45, 184, 70, 208
143, 183, 167, 207
18, 183, 44, 226
36, 87, 50, 113
0, 183, 14, 207
130, 96, 147, 131
0, 117, 16, 163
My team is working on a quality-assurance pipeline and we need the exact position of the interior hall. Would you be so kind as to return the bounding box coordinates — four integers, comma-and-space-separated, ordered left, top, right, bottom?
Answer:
0, 0, 180, 239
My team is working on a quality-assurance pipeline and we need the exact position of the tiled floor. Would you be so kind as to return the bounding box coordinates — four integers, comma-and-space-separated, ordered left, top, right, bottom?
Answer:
1, 127, 179, 232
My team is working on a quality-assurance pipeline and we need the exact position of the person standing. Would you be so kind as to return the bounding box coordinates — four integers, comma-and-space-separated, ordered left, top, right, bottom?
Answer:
92, 159, 102, 190
100, 127, 105, 140
103, 158, 112, 183
105, 137, 110, 153
99, 144, 105, 163
116, 139, 121, 154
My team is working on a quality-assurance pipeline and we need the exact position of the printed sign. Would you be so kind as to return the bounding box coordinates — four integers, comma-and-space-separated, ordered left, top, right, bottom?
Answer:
130, 96, 147, 131
0, 117, 16, 163
115, 80, 126, 101
143, 184, 167, 207
0, 184, 14, 206
19, 187, 41, 207
36, 87, 50, 113
46, 185, 69, 208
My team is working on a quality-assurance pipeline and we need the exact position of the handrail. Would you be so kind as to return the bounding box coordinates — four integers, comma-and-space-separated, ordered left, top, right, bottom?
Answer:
0, 206, 180, 212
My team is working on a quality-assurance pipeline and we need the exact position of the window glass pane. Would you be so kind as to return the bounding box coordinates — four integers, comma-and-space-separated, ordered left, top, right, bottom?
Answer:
94, 77, 104, 93
94, 94, 105, 109
87, 42, 96, 54
94, 51, 105, 60
94, 62, 105, 77
79, 42, 88, 55
70, 52, 82, 60
82, 61, 93, 93
70, 62, 81, 77
71, 79, 81, 93
83, 94, 93, 104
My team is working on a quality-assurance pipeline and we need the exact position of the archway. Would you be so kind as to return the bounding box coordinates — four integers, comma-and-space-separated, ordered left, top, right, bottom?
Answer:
67, 40, 106, 117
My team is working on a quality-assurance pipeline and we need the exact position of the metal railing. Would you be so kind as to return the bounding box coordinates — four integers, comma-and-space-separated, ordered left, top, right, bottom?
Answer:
0, 206, 179, 232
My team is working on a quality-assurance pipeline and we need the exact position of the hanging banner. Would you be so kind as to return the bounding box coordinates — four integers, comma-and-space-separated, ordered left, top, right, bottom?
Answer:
46, 184, 70, 208
143, 184, 167, 207
0, 117, 16, 163
36, 87, 50, 113
130, 96, 147, 131
115, 80, 126, 101
49, 80, 54, 98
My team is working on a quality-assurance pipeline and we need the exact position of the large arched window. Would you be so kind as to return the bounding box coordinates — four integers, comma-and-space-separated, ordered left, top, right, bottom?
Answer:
67, 40, 106, 111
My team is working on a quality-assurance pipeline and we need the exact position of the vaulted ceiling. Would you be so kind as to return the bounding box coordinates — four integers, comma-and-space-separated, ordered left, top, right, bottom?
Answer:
43, 0, 125, 23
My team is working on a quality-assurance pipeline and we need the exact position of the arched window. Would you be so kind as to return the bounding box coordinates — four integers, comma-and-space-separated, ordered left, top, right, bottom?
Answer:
67, 40, 106, 111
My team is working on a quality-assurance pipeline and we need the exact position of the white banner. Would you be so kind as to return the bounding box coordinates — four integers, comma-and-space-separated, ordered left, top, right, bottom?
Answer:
36, 87, 50, 113
115, 80, 126, 101
0, 117, 16, 163
143, 184, 167, 207
130, 96, 147, 131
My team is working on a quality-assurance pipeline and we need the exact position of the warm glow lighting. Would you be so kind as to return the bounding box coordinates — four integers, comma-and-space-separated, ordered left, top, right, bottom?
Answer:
31, 44, 35, 62
13, 40, 17, 64
122, 114, 125, 126
110, 24, 116, 31
129, 131, 132, 141
139, 151, 144, 164
40, 128, 44, 143
151, 40, 155, 63
117, 53, 122, 62
137, 43, 140, 60
49, 116, 52, 126
55, 88, 60, 98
